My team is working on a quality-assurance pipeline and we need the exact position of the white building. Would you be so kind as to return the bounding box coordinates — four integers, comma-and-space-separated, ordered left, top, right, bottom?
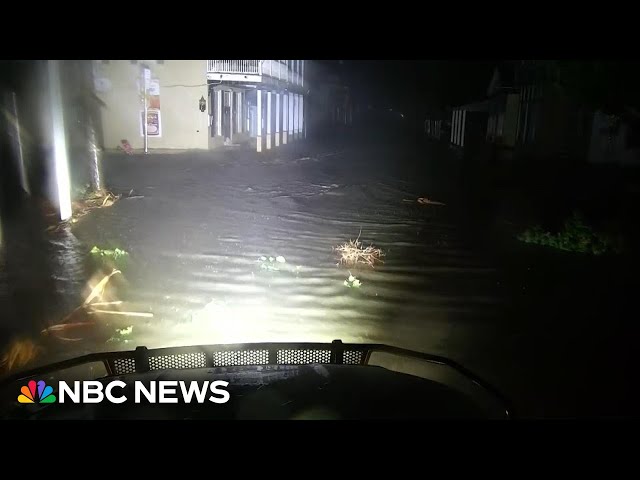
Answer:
93, 60, 307, 152
207, 60, 306, 152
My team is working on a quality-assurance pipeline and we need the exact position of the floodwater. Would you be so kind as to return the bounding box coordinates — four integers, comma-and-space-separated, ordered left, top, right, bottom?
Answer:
0, 137, 503, 359
72, 139, 504, 354
2, 134, 639, 417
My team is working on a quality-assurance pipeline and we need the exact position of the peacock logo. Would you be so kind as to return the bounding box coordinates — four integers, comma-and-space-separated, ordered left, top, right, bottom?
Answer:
18, 380, 56, 404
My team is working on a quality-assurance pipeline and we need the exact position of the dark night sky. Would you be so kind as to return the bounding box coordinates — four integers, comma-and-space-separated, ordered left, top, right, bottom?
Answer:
327, 60, 498, 118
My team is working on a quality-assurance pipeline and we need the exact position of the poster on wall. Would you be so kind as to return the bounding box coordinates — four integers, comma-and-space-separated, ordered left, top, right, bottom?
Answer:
147, 78, 160, 109
140, 110, 161, 137
140, 77, 161, 137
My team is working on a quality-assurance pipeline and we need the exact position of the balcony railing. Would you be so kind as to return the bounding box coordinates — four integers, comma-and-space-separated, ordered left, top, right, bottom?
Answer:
207, 60, 303, 86
207, 60, 260, 75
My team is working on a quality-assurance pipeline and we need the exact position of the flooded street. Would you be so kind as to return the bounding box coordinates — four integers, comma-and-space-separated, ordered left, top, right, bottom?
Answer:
5, 58, 640, 421
72, 139, 504, 355
2, 136, 639, 417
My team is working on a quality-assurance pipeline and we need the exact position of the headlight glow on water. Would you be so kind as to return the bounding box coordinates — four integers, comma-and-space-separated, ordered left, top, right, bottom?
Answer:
141, 295, 372, 349
189, 299, 273, 343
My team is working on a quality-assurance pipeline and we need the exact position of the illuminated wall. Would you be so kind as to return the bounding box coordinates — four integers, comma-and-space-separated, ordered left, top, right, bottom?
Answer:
94, 60, 209, 151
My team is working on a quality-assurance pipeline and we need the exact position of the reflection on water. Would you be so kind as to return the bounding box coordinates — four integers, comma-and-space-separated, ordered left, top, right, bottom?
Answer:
0, 202, 89, 367
1, 144, 504, 373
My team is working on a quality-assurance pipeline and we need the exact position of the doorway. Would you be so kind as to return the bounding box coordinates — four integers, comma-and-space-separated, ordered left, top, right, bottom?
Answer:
223, 91, 231, 140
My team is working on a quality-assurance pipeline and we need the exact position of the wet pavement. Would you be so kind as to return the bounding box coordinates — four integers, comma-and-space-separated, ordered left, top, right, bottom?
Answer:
1, 135, 639, 417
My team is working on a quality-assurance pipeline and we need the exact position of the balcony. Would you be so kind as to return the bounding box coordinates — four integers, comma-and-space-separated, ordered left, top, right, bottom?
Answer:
206, 60, 303, 86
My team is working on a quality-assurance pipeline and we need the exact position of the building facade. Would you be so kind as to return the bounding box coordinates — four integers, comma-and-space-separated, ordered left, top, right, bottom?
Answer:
512, 62, 592, 162
588, 110, 640, 166
450, 100, 489, 152
305, 61, 352, 137
424, 109, 446, 141
486, 65, 520, 150
447, 61, 596, 164
93, 60, 307, 152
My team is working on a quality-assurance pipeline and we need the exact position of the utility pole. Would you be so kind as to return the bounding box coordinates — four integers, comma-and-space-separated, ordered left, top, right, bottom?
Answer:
142, 64, 150, 154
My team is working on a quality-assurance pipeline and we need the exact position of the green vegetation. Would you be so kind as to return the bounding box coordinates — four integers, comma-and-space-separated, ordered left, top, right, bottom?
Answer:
258, 255, 286, 271
343, 274, 362, 288
518, 212, 620, 255
90, 246, 129, 259
117, 326, 133, 336
90, 246, 130, 269
107, 325, 134, 344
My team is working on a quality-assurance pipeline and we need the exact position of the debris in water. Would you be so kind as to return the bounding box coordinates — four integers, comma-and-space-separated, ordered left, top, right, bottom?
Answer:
5, 267, 153, 369
90, 301, 123, 306
417, 197, 446, 206
84, 269, 122, 306
0, 339, 42, 374
335, 231, 384, 268
42, 269, 123, 341
119, 139, 133, 154
126, 189, 145, 200
88, 310, 153, 318
41, 322, 96, 342
44, 190, 121, 233
117, 326, 133, 336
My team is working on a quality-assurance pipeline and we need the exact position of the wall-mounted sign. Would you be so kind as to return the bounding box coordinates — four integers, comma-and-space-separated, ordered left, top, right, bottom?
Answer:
144, 67, 151, 89
140, 109, 161, 137
147, 79, 160, 109
140, 77, 161, 137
